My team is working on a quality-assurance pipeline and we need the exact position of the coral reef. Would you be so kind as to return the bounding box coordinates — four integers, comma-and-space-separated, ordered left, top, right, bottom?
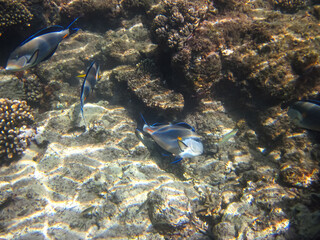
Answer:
0, 0, 33, 35
272, 0, 307, 13
22, 74, 44, 106
59, 0, 121, 32
0, 0, 320, 239
0, 98, 34, 163
151, 0, 209, 51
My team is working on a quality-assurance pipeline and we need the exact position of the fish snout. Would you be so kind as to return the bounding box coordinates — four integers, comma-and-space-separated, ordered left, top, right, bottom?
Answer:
5, 56, 28, 71
180, 138, 203, 158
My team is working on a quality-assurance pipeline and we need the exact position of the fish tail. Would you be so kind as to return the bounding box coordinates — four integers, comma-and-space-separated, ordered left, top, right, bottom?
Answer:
81, 107, 87, 126
80, 100, 87, 126
67, 17, 80, 36
140, 113, 148, 125
171, 157, 183, 164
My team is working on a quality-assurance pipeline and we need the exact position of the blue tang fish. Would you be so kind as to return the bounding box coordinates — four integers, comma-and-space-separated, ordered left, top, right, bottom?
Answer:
5, 18, 79, 71
137, 115, 203, 163
288, 100, 320, 132
79, 61, 100, 123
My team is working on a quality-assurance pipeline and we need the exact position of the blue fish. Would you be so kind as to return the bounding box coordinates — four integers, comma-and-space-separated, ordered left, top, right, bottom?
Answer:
79, 61, 100, 124
288, 100, 320, 132
137, 115, 203, 163
5, 18, 79, 71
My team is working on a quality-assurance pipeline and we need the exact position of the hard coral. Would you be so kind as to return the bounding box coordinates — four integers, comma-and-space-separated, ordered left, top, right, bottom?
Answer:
0, 0, 33, 35
0, 98, 34, 163
60, 0, 120, 32
22, 74, 44, 106
151, 0, 208, 50
272, 0, 307, 13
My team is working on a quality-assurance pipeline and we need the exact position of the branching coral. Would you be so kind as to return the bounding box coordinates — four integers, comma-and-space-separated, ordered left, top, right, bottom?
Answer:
0, 99, 34, 163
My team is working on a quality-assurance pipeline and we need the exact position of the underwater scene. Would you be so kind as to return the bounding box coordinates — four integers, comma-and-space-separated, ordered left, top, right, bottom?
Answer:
0, 0, 320, 239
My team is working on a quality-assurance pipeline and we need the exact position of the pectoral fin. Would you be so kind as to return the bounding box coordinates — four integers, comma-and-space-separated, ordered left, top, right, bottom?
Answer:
177, 138, 188, 152
27, 49, 39, 64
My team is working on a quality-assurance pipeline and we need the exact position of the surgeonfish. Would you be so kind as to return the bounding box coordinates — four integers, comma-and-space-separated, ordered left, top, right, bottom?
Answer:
5, 18, 79, 71
79, 61, 100, 124
288, 100, 320, 132
137, 115, 203, 163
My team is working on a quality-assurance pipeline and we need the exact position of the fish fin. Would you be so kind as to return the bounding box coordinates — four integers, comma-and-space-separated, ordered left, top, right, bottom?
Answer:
140, 113, 148, 125
161, 152, 171, 157
177, 138, 188, 152
77, 74, 86, 78
151, 122, 164, 127
67, 17, 80, 36
135, 128, 145, 141
27, 49, 39, 64
19, 26, 64, 46
171, 157, 183, 164
67, 17, 80, 29
41, 45, 58, 62
174, 122, 195, 131
305, 99, 320, 106
80, 102, 87, 126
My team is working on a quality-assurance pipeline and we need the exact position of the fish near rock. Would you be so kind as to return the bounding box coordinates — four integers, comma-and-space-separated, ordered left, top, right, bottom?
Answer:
5, 18, 79, 71
137, 115, 203, 163
288, 100, 320, 131
79, 61, 100, 124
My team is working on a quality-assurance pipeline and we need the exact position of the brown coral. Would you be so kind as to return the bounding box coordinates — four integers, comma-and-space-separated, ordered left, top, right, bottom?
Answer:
272, 0, 306, 13
0, 98, 34, 163
0, 0, 33, 35
22, 74, 44, 106
151, 0, 208, 50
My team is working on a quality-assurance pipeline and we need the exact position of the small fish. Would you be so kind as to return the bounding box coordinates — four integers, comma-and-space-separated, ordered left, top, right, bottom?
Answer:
5, 18, 79, 71
218, 128, 238, 145
288, 100, 320, 131
137, 114, 203, 163
79, 61, 100, 123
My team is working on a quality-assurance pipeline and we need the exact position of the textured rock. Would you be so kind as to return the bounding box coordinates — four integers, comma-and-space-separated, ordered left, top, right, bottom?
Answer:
0, 73, 25, 100
147, 183, 194, 232
110, 65, 185, 113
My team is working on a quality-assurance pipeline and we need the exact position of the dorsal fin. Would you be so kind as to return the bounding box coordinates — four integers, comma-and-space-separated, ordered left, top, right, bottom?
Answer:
174, 122, 195, 131
19, 25, 64, 46
305, 99, 320, 106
